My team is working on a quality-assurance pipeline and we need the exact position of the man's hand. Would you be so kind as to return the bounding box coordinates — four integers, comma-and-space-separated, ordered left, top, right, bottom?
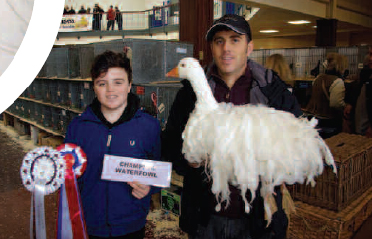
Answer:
366, 126, 372, 138
344, 104, 352, 119
188, 160, 206, 168
128, 181, 151, 199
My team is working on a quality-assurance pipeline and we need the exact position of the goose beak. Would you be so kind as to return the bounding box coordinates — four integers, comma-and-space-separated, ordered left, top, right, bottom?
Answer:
166, 67, 179, 78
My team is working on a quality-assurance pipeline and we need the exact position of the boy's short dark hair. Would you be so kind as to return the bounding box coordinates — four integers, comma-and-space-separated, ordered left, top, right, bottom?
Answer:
91, 51, 132, 83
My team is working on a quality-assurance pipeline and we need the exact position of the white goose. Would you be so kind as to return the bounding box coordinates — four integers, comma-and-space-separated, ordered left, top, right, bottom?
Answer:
167, 57, 337, 224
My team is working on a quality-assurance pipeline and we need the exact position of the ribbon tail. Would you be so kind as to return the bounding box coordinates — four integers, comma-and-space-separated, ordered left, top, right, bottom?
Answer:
65, 172, 87, 238
30, 192, 34, 239
34, 185, 46, 239
58, 185, 73, 239
74, 176, 88, 239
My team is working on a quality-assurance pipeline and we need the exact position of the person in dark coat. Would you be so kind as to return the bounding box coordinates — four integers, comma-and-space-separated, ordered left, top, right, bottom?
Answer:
162, 14, 301, 239
78, 5, 87, 14
92, 4, 104, 30
352, 46, 372, 136
65, 51, 161, 238
68, 6, 76, 14
115, 6, 123, 30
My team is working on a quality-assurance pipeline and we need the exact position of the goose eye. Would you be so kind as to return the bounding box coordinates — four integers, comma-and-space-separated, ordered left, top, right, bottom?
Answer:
181, 64, 185, 67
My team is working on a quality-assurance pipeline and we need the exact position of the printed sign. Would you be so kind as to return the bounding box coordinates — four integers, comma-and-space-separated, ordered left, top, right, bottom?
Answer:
59, 14, 92, 32
176, 47, 187, 54
101, 155, 172, 187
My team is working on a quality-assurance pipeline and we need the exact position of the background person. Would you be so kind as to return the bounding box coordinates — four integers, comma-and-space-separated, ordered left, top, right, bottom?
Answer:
304, 52, 348, 138
107, 5, 116, 30
265, 54, 293, 88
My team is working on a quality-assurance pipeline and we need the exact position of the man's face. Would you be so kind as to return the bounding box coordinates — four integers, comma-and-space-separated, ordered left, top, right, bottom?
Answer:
210, 30, 253, 79
368, 47, 372, 69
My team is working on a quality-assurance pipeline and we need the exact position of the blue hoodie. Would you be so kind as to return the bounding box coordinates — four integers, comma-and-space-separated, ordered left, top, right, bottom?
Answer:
65, 94, 161, 237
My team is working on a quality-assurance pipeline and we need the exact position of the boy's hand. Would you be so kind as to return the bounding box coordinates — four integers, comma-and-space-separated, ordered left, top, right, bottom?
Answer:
128, 181, 151, 199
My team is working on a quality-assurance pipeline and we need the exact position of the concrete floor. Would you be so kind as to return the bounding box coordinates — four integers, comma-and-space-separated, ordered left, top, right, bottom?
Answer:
0, 122, 371, 239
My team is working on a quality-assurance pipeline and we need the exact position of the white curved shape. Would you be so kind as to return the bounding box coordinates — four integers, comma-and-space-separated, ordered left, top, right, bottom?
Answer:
0, 0, 34, 76
0, 0, 65, 113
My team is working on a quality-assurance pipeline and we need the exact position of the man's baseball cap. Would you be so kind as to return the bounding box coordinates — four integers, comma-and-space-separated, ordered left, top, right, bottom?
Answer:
206, 14, 252, 42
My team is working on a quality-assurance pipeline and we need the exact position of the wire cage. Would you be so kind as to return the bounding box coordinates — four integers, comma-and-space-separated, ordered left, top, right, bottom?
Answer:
92, 39, 193, 84
41, 79, 51, 102
132, 83, 182, 129
23, 100, 30, 119
51, 107, 61, 131
49, 80, 58, 104
59, 109, 69, 134
80, 81, 94, 110
29, 101, 36, 121
57, 80, 70, 106
28, 81, 36, 99
42, 105, 52, 128
69, 81, 82, 109
34, 103, 43, 124
34, 79, 43, 101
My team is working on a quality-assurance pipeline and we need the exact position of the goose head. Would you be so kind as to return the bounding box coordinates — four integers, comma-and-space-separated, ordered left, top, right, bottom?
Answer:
166, 57, 205, 80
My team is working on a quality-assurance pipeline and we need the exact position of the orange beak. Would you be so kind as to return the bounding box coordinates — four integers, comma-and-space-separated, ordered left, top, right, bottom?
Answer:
166, 67, 179, 78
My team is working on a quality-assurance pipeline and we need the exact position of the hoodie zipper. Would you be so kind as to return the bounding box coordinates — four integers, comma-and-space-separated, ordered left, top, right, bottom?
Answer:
107, 134, 112, 147
106, 130, 112, 234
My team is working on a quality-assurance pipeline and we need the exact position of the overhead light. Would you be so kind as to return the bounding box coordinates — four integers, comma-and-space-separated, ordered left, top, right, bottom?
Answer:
288, 20, 311, 25
313, 26, 317, 28
259, 30, 279, 33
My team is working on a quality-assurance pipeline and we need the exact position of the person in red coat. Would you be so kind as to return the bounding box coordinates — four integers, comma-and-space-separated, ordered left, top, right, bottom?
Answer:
107, 5, 116, 30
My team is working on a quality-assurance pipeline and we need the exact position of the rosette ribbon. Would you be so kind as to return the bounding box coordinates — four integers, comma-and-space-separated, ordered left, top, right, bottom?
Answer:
56, 143, 88, 239
20, 147, 65, 239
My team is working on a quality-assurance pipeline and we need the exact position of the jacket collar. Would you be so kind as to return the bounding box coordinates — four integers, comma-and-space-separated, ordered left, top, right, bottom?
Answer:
204, 59, 273, 89
82, 92, 140, 129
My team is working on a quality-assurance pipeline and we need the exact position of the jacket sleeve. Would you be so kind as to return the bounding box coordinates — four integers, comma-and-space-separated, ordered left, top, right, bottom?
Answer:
329, 78, 346, 110
149, 121, 162, 195
161, 81, 204, 176
64, 120, 78, 145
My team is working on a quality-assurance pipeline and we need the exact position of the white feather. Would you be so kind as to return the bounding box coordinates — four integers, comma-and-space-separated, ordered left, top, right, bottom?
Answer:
177, 57, 337, 225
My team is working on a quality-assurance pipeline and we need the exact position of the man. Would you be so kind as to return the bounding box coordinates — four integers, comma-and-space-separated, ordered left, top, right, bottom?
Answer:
68, 6, 76, 14
78, 5, 87, 14
354, 46, 372, 136
92, 4, 104, 30
65, 51, 161, 238
115, 6, 123, 31
63, 5, 69, 15
107, 5, 116, 31
162, 14, 301, 239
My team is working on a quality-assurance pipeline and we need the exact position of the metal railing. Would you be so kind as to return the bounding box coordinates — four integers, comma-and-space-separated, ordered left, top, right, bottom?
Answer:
60, 3, 179, 32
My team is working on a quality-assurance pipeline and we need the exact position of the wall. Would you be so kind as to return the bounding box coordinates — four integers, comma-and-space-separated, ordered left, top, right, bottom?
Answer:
254, 32, 371, 50
63, 0, 175, 12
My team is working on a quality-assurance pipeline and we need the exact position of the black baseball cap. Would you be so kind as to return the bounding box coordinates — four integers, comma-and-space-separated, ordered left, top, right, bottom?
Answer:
206, 14, 252, 42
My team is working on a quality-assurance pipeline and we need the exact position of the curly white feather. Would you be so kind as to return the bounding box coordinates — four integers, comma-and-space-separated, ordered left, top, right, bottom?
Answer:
177, 57, 337, 225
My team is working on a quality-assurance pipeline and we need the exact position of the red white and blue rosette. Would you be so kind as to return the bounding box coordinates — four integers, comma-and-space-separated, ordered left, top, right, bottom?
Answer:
56, 143, 88, 239
20, 147, 65, 239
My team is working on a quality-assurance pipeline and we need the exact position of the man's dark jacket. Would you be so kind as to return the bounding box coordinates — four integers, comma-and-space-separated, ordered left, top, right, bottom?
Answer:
162, 59, 302, 239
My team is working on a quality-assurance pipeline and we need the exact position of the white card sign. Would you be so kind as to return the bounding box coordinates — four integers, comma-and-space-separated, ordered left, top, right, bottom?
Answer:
101, 154, 172, 187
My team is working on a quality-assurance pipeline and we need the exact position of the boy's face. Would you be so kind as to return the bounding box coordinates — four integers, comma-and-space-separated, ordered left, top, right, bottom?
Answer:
93, 67, 131, 113
210, 30, 253, 79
